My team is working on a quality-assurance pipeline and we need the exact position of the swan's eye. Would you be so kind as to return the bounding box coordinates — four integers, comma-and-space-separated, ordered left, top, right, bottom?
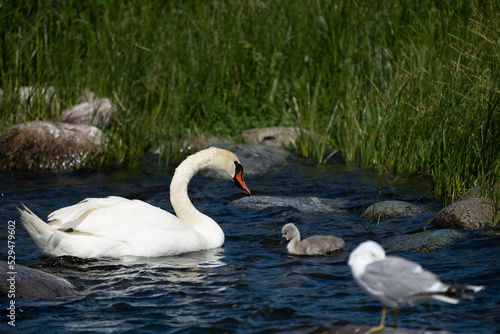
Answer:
234, 161, 243, 175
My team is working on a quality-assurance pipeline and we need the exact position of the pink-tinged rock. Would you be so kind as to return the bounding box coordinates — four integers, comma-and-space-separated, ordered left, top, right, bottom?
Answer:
58, 98, 115, 126
0, 121, 106, 172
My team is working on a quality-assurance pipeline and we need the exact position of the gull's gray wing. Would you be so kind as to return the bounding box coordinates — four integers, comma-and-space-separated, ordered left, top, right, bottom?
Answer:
360, 256, 442, 307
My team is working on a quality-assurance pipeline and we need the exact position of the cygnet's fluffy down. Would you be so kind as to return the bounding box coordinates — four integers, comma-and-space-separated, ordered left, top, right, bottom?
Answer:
281, 223, 344, 255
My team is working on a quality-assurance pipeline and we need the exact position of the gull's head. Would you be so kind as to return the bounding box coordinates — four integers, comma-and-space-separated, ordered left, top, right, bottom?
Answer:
348, 240, 386, 276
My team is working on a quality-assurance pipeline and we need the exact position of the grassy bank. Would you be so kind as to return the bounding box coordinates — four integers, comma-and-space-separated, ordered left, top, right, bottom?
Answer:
1, 1, 499, 204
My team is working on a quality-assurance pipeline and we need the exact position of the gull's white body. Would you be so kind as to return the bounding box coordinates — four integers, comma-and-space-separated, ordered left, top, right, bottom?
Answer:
19, 147, 250, 258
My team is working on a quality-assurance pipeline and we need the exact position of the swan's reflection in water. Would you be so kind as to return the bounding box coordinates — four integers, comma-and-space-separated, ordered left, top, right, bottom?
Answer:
38, 248, 227, 298
87, 248, 227, 288
117, 247, 226, 269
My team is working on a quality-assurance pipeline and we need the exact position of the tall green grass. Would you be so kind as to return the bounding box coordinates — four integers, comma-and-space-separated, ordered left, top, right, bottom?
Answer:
1, 1, 499, 208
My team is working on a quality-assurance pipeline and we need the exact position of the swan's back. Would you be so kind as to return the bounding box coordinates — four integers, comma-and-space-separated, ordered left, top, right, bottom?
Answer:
48, 197, 189, 239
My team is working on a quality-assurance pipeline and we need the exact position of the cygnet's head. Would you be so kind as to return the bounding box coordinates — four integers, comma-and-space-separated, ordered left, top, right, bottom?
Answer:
281, 223, 299, 241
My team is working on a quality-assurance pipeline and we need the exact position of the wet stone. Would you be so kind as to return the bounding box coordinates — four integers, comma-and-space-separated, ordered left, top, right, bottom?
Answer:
384, 229, 463, 253
233, 195, 347, 213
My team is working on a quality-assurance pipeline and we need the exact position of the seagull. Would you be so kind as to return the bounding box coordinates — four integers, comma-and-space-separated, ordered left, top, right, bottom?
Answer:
348, 240, 484, 332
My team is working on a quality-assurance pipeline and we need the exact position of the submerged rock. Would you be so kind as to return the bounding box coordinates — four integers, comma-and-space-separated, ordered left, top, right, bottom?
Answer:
430, 198, 495, 230
384, 229, 463, 253
0, 121, 106, 172
0, 261, 74, 298
362, 200, 424, 219
233, 195, 347, 213
57, 98, 115, 126
338, 324, 452, 334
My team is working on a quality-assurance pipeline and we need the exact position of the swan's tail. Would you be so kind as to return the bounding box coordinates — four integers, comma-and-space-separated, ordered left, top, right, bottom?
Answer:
18, 204, 58, 255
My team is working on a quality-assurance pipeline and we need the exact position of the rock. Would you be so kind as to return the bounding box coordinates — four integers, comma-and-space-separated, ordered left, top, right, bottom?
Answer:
242, 126, 301, 147
57, 98, 115, 126
233, 195, 347, 213
338, 324, 453, 334
0, 121, 106, 172
0, 261, 74, 298
459, 184, 500, 202
362, 200, 424, 219
213, 144, 295, 176
384, 229, 463, 253
430, 198, 495, 229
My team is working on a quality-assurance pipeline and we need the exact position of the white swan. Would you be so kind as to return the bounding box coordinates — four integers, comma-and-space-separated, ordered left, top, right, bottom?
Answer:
19, 147, 251, 258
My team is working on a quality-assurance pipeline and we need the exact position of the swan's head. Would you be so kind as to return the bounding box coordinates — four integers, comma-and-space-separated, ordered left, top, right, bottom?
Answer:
208, 147, 251, 195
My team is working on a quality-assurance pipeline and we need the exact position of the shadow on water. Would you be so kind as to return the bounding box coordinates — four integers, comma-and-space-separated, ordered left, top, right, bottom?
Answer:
1, 161, 500, 333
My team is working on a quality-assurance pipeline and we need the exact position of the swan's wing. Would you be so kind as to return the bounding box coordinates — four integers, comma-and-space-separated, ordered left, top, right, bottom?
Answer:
48, 196, 125, 228
47, 196, 190, 241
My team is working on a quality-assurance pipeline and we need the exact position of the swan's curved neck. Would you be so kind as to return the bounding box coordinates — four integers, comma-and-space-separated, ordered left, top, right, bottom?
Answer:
169, 150, 222, 237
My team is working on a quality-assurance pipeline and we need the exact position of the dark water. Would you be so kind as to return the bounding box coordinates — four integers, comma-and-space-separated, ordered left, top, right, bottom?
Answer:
1, 158, 500, 333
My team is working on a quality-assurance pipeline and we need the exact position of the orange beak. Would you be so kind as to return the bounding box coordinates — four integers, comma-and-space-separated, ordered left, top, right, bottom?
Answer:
234, 170, 251, 195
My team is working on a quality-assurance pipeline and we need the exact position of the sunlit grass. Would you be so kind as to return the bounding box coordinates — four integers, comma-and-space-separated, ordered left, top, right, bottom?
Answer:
0, 0, 499, 205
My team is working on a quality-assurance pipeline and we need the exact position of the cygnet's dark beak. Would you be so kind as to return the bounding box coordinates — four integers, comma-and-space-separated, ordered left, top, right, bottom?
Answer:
280, 237, 288, 246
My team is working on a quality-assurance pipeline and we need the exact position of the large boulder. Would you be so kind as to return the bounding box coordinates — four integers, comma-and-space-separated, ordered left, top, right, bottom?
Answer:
0, 121, 106, 172
0, 261, 74, 298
